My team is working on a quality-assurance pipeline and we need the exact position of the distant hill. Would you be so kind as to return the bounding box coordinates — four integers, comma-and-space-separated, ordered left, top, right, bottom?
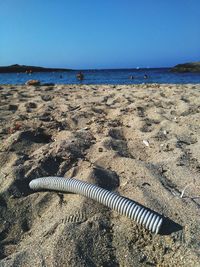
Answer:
171, 62, 200, 73
0, 64, 71, 73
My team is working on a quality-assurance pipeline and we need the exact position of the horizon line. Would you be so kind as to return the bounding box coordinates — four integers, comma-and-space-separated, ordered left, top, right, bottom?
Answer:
0, 63, 173, 71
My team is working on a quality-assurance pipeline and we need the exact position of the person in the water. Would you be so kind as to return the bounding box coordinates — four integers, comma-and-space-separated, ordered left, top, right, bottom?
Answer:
144, 74, 148, 79
76, 72, 84, 81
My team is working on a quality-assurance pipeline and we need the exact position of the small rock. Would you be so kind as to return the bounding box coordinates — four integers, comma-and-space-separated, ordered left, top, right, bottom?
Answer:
143, 140, 149, 147
25, 80, 40, 86
98, 147, 103, 152
41, 95, 52, 101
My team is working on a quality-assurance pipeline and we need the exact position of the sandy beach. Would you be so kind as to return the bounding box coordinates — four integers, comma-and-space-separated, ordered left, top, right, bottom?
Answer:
0, 83, 200, 266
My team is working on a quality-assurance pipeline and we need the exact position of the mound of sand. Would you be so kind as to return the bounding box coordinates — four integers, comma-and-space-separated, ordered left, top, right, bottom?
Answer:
0, 84, 200, 266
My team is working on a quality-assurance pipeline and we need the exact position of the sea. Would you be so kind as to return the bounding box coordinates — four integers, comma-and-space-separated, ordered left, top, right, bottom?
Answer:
0, 68, 200, 85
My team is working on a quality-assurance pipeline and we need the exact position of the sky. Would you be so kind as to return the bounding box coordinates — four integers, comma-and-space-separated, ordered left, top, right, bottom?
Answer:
0, 0, 200, 69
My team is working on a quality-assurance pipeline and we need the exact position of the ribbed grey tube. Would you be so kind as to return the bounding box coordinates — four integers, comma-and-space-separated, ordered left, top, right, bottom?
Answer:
29, 177, 163, 234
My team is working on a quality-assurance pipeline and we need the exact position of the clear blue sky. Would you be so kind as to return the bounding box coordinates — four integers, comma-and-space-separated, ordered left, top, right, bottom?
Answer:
0, 0, 199, 69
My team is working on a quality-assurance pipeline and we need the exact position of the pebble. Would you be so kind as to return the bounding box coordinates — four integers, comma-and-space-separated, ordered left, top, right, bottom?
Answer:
143, 140, 150, 147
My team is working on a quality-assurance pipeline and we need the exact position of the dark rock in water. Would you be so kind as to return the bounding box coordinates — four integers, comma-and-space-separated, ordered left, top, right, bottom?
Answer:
171, 61, 200, 73
26, 80, 40, 86
0, 64, 71, 73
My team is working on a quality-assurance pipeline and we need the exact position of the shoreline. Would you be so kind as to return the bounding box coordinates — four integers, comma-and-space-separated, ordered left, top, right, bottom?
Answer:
1, 82, 200, 86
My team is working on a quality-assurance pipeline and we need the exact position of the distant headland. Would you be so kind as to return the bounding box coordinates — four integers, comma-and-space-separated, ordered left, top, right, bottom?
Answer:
171, 61, 200, 73
0, 64, 71, 73
1, 62, 200, 74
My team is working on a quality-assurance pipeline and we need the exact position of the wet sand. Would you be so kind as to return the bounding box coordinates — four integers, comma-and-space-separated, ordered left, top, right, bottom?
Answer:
0, 84, 200, 266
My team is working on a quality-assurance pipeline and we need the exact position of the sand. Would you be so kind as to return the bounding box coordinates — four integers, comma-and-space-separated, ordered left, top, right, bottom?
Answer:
0, 83, 200, 266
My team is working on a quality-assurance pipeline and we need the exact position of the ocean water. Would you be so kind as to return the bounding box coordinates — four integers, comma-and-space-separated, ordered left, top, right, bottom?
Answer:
0, 68, 200, 85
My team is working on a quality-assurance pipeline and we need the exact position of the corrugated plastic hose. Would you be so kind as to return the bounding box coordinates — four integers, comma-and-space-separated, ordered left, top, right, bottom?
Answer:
29, 177, 163, 234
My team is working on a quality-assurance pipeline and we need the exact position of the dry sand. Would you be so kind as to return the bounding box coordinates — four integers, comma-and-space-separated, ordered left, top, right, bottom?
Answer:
0, 83, 200, 266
